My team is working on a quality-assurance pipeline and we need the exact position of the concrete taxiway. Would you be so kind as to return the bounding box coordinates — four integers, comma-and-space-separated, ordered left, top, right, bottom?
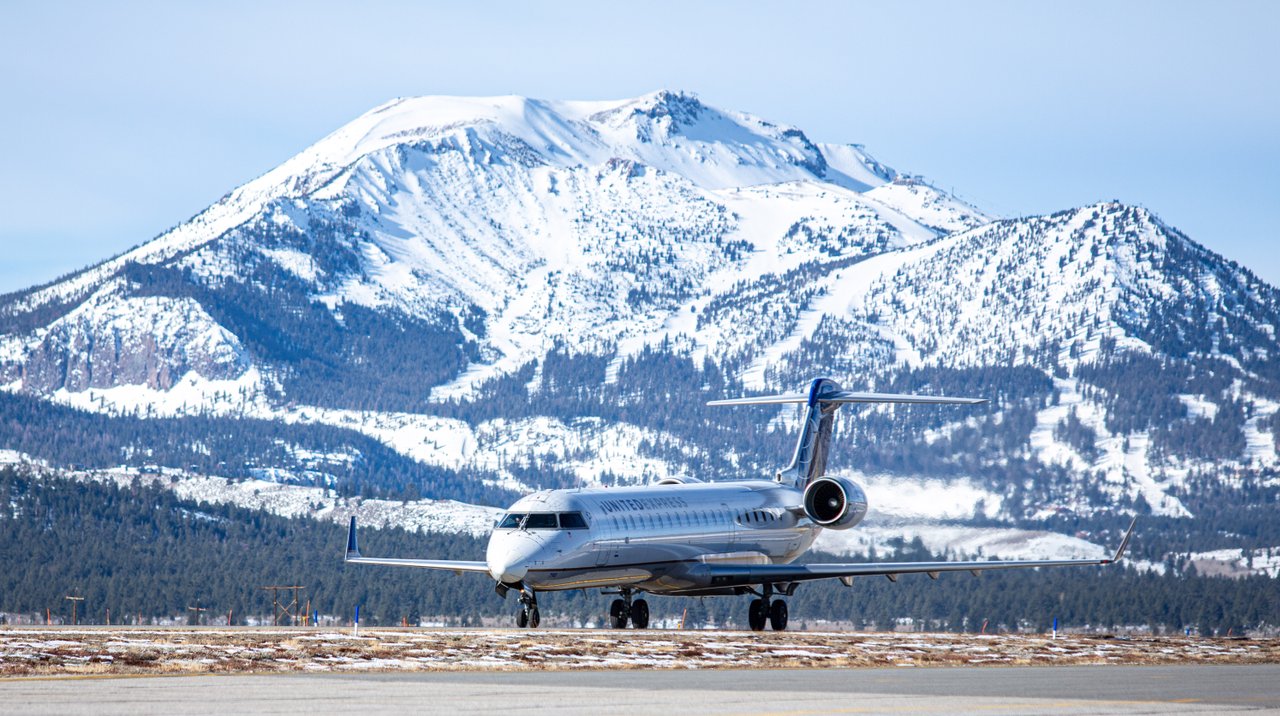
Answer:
2, 664, 1278, 715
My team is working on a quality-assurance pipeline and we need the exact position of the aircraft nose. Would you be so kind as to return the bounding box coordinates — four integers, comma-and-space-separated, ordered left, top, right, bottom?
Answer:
487, 534, 539, 583
488, 555, 528, 583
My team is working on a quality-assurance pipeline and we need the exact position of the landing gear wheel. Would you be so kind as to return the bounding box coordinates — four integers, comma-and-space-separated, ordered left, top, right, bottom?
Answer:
517, 590, 539, 629
748, 598, 767, 631
769, 599, 788, 631
630, 599, 650, 629
609, 599, 629, 629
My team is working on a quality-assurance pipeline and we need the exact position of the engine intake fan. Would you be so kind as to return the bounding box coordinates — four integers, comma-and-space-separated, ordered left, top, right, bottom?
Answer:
802, 476, 868, 530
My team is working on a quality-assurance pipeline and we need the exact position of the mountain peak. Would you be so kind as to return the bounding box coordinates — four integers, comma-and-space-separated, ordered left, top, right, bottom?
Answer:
609, 89, 706, 127
1, 93, 1277, 541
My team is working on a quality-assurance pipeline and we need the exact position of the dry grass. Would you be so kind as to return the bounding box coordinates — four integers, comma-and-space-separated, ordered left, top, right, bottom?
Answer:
1, 627, 1276, 677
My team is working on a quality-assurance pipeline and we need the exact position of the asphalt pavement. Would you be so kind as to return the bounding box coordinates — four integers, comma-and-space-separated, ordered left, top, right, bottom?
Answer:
3, 664, 1277, 715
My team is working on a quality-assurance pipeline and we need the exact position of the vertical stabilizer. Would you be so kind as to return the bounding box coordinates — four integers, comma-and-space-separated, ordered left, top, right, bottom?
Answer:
778, 378, 844, 488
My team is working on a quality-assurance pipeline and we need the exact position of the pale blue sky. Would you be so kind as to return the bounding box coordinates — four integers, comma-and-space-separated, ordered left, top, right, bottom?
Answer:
1, 1, 1277, 293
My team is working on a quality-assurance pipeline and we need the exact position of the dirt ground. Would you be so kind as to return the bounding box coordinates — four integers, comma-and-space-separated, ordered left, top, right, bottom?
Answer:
1, 627, 1276, 677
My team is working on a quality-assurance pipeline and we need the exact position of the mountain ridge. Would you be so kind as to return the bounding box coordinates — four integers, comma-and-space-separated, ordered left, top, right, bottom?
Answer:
1, 91, 1277, 571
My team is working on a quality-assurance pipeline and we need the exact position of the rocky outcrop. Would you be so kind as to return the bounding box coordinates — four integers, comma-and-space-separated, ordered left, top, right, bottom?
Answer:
21, 293, 249, 393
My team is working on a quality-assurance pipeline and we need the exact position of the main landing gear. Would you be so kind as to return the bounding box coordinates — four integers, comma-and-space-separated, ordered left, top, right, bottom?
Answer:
515, 589, 540, 628
747, 584, 788, 631
606, 588, 649, 629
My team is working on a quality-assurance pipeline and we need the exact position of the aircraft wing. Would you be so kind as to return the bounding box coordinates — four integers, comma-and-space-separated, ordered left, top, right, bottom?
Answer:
343, 517, 490, 574
702, 518, 1136, 588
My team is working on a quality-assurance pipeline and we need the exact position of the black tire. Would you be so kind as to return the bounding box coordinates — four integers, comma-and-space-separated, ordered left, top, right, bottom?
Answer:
748, 598, 767, 631
769, 599, 788, 631
630, 599, 650, 629
528, 606, 541, 629
516, 608, 529, 628
609, 599, 628, 629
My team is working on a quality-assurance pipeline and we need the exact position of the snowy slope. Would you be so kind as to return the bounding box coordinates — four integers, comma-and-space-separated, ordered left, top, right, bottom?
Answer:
1, 90, 983, 404
2, 91, 1279, 557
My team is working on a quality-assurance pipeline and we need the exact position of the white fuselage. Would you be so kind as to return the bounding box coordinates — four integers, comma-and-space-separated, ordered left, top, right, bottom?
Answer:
484, 480, 822, 595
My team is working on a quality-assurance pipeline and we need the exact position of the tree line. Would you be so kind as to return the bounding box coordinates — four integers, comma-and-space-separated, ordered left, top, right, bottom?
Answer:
0, 467, 1274, 635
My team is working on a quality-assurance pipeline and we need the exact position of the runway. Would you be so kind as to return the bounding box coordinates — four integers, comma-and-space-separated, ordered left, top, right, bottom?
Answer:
3, 664, 1278, 715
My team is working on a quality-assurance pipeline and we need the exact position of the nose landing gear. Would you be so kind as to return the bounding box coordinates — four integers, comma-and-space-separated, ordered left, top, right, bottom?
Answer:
605, 588, 649, 629
515, 588, 540, 628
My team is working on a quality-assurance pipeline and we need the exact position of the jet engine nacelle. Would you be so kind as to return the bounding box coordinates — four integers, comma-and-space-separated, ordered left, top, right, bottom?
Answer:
802, 476, 868, 530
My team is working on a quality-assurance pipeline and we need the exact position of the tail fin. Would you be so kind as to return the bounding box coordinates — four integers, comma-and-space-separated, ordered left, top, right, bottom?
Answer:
708, 378, 985, 488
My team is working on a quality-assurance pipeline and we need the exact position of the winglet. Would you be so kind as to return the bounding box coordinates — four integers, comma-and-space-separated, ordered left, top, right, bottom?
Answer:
1109, 516, 1137, 563
346, 516, 361, 561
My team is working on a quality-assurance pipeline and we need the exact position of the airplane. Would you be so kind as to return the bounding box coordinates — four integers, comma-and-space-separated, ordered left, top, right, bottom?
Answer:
344, 377, 1135, 630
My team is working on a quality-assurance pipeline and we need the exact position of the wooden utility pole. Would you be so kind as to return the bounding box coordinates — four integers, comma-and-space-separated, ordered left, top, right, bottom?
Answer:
260, 586, 305, 626
65, 596, 84, 625
187, 604, 208, 626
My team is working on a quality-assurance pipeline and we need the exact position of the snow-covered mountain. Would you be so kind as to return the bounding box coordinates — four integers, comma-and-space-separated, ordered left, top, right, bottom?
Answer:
1, 90, 1277, 566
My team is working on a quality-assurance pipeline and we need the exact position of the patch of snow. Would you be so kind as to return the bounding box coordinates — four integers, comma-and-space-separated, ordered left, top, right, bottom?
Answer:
275, 406, 698, 492
1179, 394, 1219, 421
817, 521, 1108, 561
79, 466, 501, 538
863, 180, 991, 235
260, 247, 323, 283
1242, 397, 1279, 467
51, 367, 270, 418
850, 472, 1003, 521
1182, 547, 1280, 578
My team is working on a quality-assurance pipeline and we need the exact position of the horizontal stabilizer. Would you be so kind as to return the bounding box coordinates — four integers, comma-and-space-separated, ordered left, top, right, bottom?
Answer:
710, 378, 986, 488
708, 390, 986, 406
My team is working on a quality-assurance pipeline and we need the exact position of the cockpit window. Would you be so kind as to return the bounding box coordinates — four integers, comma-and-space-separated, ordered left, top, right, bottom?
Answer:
524, 513, 558, 529
497, 511, 589, 530
498, 513, 523, 529
559, 512, 588, 529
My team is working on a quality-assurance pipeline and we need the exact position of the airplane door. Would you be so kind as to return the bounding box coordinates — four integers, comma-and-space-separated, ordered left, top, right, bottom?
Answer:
594, 512, 617, 567
722, 502, 736, 548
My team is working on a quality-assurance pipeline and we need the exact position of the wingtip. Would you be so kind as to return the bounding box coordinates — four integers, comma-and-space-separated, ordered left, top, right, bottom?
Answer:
1110, 516, 1137, 563
345, 516, 360, 560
